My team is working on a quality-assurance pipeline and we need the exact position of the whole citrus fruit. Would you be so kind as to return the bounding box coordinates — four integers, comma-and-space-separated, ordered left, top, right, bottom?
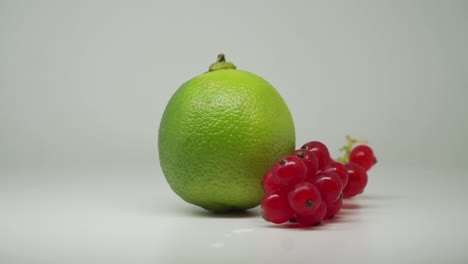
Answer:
158, 54, 295, 212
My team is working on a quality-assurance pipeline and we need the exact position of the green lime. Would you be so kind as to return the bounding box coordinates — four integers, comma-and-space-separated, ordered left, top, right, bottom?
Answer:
158, 54, 295, 212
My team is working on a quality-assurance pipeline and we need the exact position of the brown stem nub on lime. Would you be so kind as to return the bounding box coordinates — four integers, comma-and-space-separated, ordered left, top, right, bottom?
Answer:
216, 53, 226, 62
209, 53, 237, 72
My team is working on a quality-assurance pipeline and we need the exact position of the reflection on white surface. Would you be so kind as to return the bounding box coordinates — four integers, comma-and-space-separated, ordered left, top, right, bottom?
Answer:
231, 229, 254, 234
209, 229, 255, 250
210, 242, 225, 248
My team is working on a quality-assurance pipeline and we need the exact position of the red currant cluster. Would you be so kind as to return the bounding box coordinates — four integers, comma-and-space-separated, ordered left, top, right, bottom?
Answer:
261, 137, 376, 226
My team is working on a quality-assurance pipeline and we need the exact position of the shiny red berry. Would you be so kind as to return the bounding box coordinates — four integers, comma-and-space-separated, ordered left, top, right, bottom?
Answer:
322, 161, 349, 188
325, 194, 343, 219
343, 163, 368, 198
261, 190, 293, 224
310, 171, 343, 206
301, 141, 332, 169
287, 182, 322, 215
271, 155, 307, 187
349, 145, 376, 171
291, 150, 319, 180
294, 201, 327, 226
261, 169, 277, 194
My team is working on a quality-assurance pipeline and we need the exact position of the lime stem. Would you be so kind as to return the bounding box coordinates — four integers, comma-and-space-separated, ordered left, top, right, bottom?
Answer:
208, 53, 237, 72
217, 53, 226, 63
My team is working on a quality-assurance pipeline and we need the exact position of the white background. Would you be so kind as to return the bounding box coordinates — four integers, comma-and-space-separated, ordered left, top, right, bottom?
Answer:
1, 1, 468, 263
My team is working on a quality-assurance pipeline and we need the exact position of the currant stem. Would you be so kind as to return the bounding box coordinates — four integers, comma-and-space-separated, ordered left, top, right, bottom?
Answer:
296, 151, 305, 158
336, 135, 368, 163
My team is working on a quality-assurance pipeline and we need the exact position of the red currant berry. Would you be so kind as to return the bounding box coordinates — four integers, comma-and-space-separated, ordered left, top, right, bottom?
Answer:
310, 171, 343, 206
301, 141, 332, 169
287, 182, 322, 215
271, 155, 307, 187
349, 145, 376, 171
343, 163, 368, 198
291, 150, 319, 180
322, 161, 349, 188
261, 190, 293, 224
325, 194, 343, 219
261, 169, 277, 194
294, 201, 327, 226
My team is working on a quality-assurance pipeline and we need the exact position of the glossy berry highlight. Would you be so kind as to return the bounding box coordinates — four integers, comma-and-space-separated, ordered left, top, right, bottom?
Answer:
323, 161, 349, 188
310, 171, 343, 206
287, 182, 322, 215
301, 141, 332, 170
271, 155, 307, 188
349, 145, 376, 171
343, 163, 368, 198
261, 190, 293, 224
294, 201, 327, 226
325, 194, 343, 219
261, 169, 277, 194
291, 150, 319, 180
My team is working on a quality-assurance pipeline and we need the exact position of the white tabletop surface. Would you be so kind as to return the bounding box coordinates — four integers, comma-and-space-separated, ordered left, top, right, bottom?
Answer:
1, 165, 467, 264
